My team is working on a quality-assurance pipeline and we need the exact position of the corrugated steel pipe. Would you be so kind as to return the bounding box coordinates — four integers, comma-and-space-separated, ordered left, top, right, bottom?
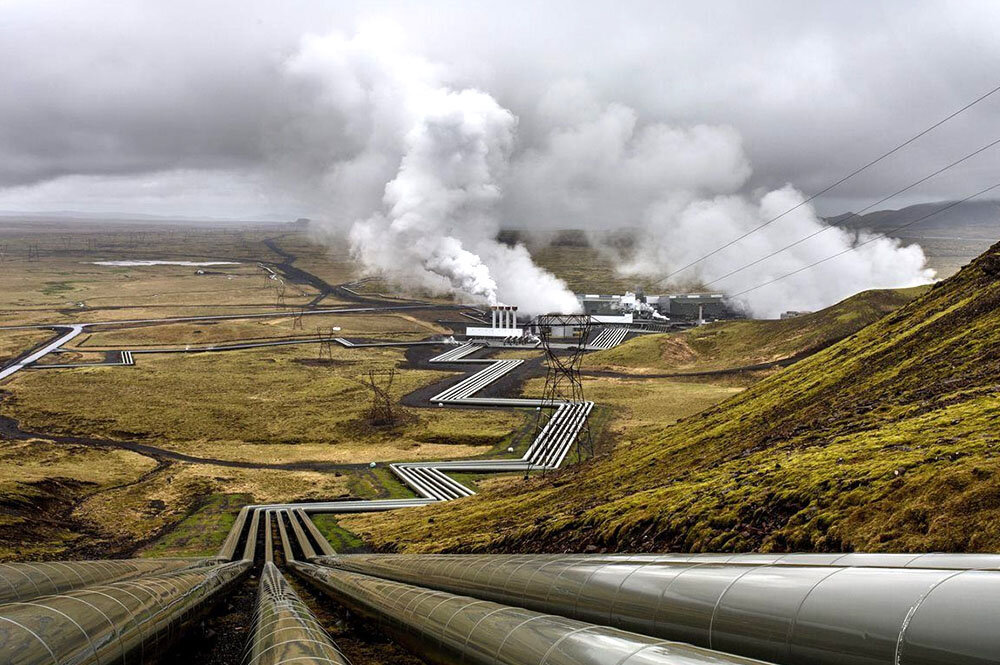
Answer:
244, 561, 349, 665
313, 553, 1000, 665
0, 557, 212, 604
290, 561, 771, 665
0, 559, 249, 665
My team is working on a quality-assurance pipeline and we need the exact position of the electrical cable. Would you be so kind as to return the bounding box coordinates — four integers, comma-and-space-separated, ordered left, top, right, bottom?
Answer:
703, 136, 1000, 287
727, 180, 1000, 298
643, 80, 1000, 290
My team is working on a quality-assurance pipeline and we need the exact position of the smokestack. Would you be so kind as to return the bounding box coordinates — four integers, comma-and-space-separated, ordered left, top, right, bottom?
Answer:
492, 307, 498, 328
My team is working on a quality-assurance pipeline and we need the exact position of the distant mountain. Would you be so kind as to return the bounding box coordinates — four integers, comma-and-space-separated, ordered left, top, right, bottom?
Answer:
829, 200, 1000, 240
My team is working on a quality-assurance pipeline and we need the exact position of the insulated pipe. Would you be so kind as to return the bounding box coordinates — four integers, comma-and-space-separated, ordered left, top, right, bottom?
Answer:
244, 562, 349, 665
295, 509, 337, 556
290, 562, 770, 665
243, 508, 261, 562
276, 511, 296, 563
217, 505, 251, 561
0, 560, 249, 665
314, 554, 1000, 665
264, 511, 274, 564
286, 510, 318, 560
0, 557, 210, 604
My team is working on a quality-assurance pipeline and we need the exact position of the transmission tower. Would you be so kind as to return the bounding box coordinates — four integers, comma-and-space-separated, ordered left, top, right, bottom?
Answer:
275, 280, 287, 308
292, 307, 304, 330
26, 244, 40, 262
530, 314, 594, 471
365, 368, 397, 426
0, 244, 7, 264
318, 326, 336, 362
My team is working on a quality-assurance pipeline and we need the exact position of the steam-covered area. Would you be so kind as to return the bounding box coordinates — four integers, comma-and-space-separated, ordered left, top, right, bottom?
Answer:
287, 30, 932, 317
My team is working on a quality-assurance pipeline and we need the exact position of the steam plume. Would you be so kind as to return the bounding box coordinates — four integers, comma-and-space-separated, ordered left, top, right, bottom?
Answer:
286, 36, 932, 318
286, 29, 579, 315
504, 83, 934, 316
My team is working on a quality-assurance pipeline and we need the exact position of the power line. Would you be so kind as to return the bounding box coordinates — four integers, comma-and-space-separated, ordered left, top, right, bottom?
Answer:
703, 136, 1000, 288
728, 180, 1000, 299
644, 80, 1000, 290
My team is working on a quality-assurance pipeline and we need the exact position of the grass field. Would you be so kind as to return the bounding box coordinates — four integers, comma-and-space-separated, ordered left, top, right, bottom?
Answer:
587, 286, 927, 373
0, 328, 54, 364
1, 344, 525, 463
70, 312, 449, 349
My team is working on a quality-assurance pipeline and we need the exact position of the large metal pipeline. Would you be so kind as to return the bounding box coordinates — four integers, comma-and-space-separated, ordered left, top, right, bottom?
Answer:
314, 553, 1000, 665
244, 562, 349, 665
290, 561, 771, 665
0, 559, 249, 664
0, 556, 210, 604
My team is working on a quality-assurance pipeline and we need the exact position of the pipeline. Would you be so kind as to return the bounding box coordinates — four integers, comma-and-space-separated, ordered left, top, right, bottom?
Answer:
290, 562, 770, 665
244, 562, 349, 665
0, 556, 210, 604
0, 559, 249, 665
217, 505, 252, 561
313, 553, 1000, 665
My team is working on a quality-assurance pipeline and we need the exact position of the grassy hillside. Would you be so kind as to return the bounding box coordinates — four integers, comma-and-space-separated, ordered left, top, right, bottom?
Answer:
345, 245, 1000, 554
588, 286, 927, 373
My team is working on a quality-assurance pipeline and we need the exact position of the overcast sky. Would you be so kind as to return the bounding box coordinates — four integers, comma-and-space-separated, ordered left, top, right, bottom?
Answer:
1, 0, 998, 220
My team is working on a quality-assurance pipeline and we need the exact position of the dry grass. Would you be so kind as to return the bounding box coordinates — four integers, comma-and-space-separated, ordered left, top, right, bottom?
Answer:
79, 461, 352, 550
2, 344, 524, 463
0, 328, 54, 364
70, 312, 448, 348
0, 439, 157, 559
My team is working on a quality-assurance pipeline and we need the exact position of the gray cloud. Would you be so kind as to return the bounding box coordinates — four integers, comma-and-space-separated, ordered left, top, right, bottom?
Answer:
1, 0, 998, 216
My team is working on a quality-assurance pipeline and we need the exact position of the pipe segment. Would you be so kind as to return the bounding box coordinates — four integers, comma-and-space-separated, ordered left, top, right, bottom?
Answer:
264, 511, 275, 564
0, 560, 249, 665
313, 553, 1000, 665
242, 507, 262, 562
217, 505, 251, 561
0, 557, 210, 605
245, 562, 349, 665
291, 562, 770, 665
295, 509, 337, 557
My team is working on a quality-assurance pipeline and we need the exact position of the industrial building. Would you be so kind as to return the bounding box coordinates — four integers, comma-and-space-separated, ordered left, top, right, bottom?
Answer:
578, 291, 733, 322
658, 293, 727, 320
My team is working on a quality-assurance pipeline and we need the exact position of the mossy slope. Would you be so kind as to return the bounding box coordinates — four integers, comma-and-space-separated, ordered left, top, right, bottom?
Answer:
345, 247, 1000, 553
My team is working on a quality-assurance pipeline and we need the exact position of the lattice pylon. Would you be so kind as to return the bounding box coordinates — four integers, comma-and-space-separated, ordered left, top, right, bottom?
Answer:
365, 368, 397, 427
529, 314, 594, 474
318, 327, 335, 362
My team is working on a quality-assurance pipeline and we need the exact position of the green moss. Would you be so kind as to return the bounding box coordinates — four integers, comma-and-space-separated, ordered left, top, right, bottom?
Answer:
310, 515, 366, 553
142, 493, 251, 557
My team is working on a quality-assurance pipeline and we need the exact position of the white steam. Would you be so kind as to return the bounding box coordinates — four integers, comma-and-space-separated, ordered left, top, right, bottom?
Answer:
285, 28, 579, 315
504, 83, 934, 317
284, 34, 932, 318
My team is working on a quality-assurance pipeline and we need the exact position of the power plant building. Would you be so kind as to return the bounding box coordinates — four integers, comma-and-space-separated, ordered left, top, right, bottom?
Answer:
660, 293, 726, 319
